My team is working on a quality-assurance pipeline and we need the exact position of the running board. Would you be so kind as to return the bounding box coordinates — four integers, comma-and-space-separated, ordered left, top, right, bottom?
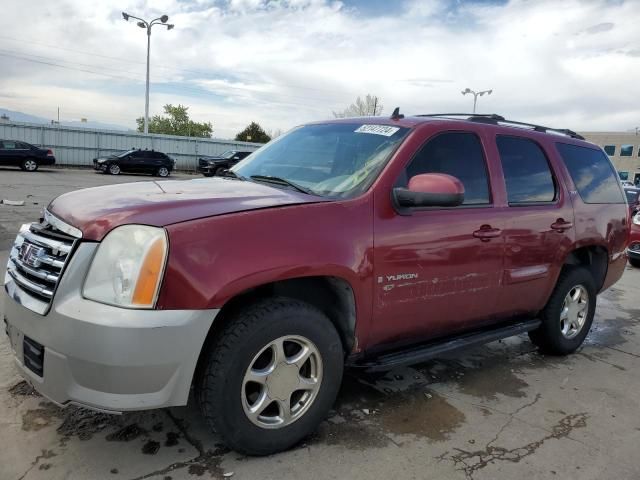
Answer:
348, 319, 541, 372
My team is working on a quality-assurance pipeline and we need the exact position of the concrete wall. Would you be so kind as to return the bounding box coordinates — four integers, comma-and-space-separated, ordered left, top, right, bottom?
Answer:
580, 132, 640, 183
0, 120, 262, 171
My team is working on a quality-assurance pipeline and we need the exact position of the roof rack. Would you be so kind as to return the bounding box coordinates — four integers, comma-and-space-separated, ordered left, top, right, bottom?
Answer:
415, 113, 585, 140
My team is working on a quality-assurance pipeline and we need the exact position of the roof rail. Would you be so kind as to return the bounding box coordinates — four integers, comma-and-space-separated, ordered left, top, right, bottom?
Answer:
415, 113, 585, 140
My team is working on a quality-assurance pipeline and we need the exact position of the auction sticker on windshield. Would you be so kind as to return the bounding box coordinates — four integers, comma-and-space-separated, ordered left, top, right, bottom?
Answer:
354, 125, 400, 136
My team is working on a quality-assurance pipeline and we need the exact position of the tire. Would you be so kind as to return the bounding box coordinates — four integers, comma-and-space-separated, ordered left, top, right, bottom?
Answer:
528, 267, 596, 355
197, 298, 344, 455
108, 163, 121, 175
211, 166, 222, 177
157, 166, 170, 177
629, 257, 640, 268
202, 172, 214, 177
21, 158, 39, 172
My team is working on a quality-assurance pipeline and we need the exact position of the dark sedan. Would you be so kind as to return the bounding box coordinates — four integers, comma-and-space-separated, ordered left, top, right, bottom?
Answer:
197, 150, 252, 177
93, 149, 175, 177
0, 140, 55, 172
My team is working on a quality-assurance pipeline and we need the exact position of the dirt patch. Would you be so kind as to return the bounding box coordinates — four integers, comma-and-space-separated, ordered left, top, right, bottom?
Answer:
57, 407, 119, 442
165, 431, 180, 447
142, 440, 161, 455
106, 424, 146, 442
9, 380, 39, 397
22, 403, 63, 431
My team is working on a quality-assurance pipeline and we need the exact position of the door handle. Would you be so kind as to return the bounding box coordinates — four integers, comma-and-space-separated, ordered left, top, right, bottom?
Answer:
550, 219, 573, 232
473, 226, 502, 241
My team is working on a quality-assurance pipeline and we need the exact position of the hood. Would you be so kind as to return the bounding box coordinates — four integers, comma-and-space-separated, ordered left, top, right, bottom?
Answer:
48, 178, 327, 240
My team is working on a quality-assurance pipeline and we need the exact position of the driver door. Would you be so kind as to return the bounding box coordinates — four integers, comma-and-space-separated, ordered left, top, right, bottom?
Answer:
371, 131, 505, 347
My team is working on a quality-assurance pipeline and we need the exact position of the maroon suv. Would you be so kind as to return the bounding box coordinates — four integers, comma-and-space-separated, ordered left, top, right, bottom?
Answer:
3, 112, 629, 455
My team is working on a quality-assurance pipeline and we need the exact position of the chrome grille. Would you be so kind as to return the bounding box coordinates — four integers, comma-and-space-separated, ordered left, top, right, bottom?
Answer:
5, 210, 80, 314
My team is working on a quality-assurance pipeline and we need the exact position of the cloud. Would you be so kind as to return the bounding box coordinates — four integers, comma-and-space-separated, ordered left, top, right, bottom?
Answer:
0, 0, 638, 138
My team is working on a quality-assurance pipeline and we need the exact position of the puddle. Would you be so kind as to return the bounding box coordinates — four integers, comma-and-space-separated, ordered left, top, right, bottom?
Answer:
380, 391, 465, 441
142, 440, 160, 455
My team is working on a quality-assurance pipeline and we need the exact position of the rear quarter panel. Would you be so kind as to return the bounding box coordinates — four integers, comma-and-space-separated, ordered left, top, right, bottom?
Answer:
551, 142, 629, 291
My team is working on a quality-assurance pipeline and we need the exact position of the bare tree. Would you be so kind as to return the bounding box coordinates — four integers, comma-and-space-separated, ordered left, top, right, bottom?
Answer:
333, 94, 383, 118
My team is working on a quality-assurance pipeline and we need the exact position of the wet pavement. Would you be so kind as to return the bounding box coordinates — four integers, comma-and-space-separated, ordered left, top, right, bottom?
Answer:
1, 169, 639, 479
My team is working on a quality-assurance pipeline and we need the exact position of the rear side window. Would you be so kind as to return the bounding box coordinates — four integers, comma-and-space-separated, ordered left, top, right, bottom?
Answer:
496, 136, 556, 204
556, 143, 625, 204
406, 132, 490, 205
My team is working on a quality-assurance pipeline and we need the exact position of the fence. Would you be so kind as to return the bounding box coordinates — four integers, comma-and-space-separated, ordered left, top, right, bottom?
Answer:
0, 120, 262, 171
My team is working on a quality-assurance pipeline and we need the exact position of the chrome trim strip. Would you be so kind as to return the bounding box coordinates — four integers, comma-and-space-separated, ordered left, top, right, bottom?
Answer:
4, 272, 49, 315
9, 252, 60, 284
20, 230, 72, 255
44, 209, 82, 239
10, 246, 65, 270
6, 263, 54, 298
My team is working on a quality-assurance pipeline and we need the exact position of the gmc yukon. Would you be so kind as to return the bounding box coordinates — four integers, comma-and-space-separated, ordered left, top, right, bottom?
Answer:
3, 112, 629, 455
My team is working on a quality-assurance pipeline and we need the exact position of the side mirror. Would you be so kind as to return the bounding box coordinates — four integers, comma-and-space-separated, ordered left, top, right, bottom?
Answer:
393, 173, 465, 210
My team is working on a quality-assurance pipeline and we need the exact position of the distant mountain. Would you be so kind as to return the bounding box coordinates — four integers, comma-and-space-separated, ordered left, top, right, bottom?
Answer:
0, 108, 131, 131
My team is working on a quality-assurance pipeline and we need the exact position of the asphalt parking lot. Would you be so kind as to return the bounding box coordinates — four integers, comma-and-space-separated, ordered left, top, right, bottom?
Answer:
0, 167, 639, 480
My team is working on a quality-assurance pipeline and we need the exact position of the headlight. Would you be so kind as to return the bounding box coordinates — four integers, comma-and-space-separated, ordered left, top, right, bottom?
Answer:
83, 225, 168, 308
97, 158, 106, 163
634, 214, 640, 226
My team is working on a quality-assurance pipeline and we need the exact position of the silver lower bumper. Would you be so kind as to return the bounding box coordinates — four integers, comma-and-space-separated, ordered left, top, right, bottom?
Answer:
2, 242, 218, 412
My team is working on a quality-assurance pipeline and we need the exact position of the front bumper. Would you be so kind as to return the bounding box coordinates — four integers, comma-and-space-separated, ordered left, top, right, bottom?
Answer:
3, 242, 218, 412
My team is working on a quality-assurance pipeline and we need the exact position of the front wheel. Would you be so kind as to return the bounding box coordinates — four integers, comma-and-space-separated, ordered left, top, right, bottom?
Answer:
197, 298, 344, 455
529, 267, 596, 355
108, 163, 121, 175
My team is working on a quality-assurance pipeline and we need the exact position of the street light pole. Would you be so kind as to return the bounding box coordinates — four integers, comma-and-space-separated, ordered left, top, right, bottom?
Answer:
461, 88, 493, 114
122, 12, 174, 134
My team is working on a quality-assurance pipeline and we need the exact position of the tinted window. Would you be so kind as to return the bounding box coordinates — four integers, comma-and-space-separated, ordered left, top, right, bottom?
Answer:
497, 136, 556, 204
624, 189, 639, 204
620, 145, 633, 157
556, 143, 625, 204
2, 141, 17, 149
603, 145, 615, 156
406, 132, 490, 205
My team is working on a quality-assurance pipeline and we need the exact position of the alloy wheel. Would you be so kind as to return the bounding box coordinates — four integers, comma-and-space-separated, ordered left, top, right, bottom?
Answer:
560, 285, 589, 339
24, 159, 38, 171
242, 335, 323, 429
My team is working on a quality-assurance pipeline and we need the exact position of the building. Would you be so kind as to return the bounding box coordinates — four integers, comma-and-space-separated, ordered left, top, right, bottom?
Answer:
579, 132, 640, 184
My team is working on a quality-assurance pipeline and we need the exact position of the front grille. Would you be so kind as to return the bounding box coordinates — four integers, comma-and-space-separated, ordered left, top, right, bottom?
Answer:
6, 211, 80, 313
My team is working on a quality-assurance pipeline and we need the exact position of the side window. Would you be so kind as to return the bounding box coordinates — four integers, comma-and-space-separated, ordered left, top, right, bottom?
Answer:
405, 132, 490, 205
603, 145, 615, 156
3, 141, 17, 149
496, 136, 556, 204
620, 145, 633, 157
556, 143, 625, 204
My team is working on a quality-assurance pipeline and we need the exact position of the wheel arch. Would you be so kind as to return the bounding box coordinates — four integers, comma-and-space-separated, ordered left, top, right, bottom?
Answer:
193, 275, 357, 386
562, 245, 609, 291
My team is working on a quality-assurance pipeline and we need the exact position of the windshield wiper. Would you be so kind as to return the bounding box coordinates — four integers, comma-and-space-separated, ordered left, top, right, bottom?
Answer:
250, 175, 316, 195
221, 169, 246, 180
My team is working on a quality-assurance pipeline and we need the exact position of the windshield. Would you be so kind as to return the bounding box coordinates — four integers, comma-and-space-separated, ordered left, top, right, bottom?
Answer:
221, 150, 236, 159
232, 123, 410, 198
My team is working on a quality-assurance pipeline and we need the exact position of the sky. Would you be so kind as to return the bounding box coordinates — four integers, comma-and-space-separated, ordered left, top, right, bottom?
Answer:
0, 0, 638, 139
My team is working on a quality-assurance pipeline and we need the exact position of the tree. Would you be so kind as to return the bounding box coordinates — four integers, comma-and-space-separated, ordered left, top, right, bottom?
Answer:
333, 94, 383, 118
136, 104, 213, 137
235, 122, 271, 143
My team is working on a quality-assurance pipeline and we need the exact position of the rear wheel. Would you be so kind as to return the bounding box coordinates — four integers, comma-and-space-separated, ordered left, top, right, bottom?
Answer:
21, 159, 38, 172
629, 257, 640, 268
108, 163, 121, 175
197, 298, 344, 455
157, 166, 170, 177
529, 267, 596, 355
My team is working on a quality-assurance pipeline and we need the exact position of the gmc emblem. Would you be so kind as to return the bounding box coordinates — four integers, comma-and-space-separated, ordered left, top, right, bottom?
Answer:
19, 243, 45, 268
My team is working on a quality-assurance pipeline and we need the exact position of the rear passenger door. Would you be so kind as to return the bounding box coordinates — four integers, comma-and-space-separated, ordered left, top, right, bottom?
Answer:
372, 131, 506, 345
493, 135, 575, 318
